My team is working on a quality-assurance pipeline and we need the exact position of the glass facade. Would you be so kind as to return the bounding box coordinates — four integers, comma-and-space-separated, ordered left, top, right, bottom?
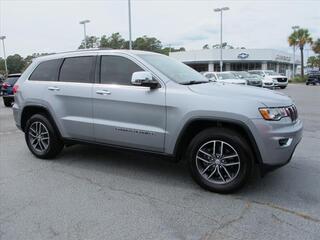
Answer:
230, 62, 262, 71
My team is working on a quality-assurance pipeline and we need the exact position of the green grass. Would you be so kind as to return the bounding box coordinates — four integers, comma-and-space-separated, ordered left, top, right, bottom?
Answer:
289, 76, 307, 83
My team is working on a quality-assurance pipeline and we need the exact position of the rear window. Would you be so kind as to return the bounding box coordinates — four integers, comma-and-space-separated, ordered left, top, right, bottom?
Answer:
29, 59, 61, 81
59, 56, 94, 83
5, 77, 19, 85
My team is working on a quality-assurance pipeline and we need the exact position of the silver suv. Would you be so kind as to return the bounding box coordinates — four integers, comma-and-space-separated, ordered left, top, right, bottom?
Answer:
13, 50, 303, 193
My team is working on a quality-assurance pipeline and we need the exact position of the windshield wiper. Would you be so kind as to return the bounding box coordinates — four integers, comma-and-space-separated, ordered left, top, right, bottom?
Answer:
180, 80, 209, 85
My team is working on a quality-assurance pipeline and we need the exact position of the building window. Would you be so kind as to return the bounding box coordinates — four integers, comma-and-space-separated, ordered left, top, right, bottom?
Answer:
267, 62, 277, 72
230, 62, 261, 71
187, 64, 208, 72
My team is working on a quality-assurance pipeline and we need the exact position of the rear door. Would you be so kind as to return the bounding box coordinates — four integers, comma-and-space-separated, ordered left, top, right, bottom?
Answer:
43, 54, 96, 140
92, 53, 166, 152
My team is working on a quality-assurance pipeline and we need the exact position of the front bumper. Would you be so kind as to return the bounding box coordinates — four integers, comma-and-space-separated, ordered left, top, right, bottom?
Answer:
250, 118, 303, 173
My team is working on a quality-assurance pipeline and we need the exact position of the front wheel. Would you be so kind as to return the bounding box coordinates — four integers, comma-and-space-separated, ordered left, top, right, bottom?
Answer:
280, 86, 286, 89
187, 128, 253, 193
25, 114, 64, 159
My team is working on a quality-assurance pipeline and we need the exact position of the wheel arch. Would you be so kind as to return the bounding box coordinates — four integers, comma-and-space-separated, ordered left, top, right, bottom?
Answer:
20, 105, 62, 138
173, 118, 263, 166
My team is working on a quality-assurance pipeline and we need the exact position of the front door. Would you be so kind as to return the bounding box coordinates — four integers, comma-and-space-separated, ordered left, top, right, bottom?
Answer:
92, 54, 166, 152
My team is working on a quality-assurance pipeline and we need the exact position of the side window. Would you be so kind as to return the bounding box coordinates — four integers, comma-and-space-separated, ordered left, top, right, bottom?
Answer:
100, 55, 143, 85
59, 56, 94, 83
29, 59, 61, 81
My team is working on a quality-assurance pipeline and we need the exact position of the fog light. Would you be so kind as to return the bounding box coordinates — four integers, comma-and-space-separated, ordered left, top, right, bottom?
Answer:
278, 138, 292, 147
279, 138, 289, 146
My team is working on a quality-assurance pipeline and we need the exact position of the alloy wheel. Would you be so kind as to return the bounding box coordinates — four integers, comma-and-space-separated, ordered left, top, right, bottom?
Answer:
195, 140, 241, 184
28, 121, 50, 153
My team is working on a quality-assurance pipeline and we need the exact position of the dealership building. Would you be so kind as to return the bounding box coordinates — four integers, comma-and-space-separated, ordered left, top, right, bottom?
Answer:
170, 48, 300, 76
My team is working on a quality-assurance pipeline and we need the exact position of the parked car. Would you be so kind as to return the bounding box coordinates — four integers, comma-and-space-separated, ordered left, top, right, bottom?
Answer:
306, 71, 320, 85
231, 71, 263, 87
1, 73, 21, 107
248, 70, 288, 89
13, 50, 302, 193
203, 71, 247, 85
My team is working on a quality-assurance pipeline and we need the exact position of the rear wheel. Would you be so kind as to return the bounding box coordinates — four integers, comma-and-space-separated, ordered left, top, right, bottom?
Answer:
25, 114, 64, 159
187, 128, 253, 193
3, 98, 13, 107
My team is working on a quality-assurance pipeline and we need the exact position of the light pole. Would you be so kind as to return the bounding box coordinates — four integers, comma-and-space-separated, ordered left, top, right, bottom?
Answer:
128, 0, 132, 50
291, 25, 299, 77
214, 7, 229, 72
0, 35, 8, 76
79, 20, 90, 49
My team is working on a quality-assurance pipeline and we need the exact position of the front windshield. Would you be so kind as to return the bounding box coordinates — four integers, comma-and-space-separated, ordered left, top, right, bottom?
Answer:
264, 70, 278, 76
216, 73, 237, 80
237, 72, 251, 78
139, 54, 208, 84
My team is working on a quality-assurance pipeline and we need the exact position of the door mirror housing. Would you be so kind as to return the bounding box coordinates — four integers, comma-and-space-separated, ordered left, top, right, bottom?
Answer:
131, 71, 159, 89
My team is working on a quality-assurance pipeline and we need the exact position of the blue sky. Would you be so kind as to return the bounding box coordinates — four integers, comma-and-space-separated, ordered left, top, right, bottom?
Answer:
0, 0, 319, 57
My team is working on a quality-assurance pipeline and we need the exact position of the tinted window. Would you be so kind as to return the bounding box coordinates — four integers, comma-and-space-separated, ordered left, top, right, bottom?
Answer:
29, 59, 60, 81
100, 56, 143, 85
5, 77, 19, 85
59, 57, 94, 83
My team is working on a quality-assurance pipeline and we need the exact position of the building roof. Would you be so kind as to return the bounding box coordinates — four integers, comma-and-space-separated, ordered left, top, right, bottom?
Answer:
170, 48, 300, 64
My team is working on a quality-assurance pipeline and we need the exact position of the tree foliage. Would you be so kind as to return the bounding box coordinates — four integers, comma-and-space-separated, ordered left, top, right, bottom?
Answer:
78, 36, 100, 49
288, 28, 313, 77
77, 32, 185, 55
100, 32, 126, 49
312, 38, 320, 54
307, 55, 320, 68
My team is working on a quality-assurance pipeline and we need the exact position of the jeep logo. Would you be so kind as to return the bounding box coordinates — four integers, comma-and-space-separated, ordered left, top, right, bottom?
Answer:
238, 53, 249, 59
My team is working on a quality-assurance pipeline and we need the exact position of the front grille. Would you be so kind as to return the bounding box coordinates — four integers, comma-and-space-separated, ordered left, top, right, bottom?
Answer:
285, 105, 298, 122
277, 77, 287, 82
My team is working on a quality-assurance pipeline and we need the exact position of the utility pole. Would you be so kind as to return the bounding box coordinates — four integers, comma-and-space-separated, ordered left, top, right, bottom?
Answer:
79, 20, 90, 49
214, 7, 230, 72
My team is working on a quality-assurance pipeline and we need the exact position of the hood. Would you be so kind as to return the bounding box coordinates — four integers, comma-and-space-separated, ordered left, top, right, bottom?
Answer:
217, 79, 246, 84
188, 82, 293, 107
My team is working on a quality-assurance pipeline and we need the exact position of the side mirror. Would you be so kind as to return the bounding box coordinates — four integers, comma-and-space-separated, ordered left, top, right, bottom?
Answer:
131, 71, 159, 89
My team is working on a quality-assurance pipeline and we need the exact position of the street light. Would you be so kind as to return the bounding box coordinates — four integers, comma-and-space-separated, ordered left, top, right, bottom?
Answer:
292, 25, 299, 77
79, 19, 90, 49
0, 35, 8, 76
214, 7, 230, 72
128, 0, 132, 50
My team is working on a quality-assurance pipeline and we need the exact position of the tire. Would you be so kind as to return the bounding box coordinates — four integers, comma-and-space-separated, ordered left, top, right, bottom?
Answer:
280, 86, 286, 89
3, 98, 13, 107
187, 128, 253, 193
25, 114, 64, 159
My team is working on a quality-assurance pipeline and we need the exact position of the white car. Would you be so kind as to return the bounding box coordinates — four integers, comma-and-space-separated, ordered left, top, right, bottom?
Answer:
248, 70, 288, 89
203, 72, 247, 85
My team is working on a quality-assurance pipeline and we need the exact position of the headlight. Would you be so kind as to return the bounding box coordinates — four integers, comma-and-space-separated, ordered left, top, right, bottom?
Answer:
259, 107, 288, 121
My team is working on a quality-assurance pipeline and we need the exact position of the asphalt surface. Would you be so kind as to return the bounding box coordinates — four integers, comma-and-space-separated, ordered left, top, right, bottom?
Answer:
1, 84, 320, 240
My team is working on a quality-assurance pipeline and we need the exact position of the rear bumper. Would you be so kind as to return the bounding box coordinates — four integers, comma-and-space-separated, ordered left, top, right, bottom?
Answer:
2, 95, 14, 99
12, 103, 22, 130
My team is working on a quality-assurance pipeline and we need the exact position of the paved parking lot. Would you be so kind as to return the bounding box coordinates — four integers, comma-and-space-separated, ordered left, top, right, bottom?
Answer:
1, 84, 320, 240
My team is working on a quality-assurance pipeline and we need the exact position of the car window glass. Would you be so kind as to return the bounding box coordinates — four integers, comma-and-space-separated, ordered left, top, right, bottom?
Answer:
29, 59, 60, 81
5, 77, 19, 85
59, 56, 94, 83
100, 55, 143, 85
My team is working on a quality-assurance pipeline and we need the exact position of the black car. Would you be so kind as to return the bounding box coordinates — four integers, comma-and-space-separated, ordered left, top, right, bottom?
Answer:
1, 73, 21, 107
306, 71, 320, 85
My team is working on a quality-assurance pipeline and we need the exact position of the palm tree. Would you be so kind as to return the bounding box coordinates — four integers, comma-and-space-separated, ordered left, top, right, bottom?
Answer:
312, 38, 320, 54
288, 28, 313, 77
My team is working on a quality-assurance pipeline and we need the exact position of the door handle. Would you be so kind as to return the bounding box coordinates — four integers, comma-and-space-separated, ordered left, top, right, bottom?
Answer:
48, 86, 60, 91
96, 90, 111, 95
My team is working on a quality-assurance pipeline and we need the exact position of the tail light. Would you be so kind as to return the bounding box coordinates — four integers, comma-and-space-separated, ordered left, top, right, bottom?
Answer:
2, 82, 9, 89
13, 84, 19, 94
